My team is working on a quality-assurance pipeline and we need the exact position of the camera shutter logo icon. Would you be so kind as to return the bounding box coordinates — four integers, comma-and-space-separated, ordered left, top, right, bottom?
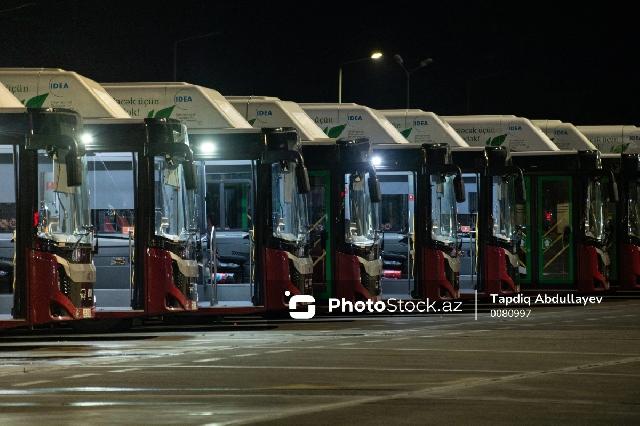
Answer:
285, 290, 316, 319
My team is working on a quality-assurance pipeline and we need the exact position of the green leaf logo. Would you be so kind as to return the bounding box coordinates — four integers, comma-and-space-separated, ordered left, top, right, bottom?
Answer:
147, 110, 155, 118
326, 124, 346, 138
400, 128, 413, 138
154, 105, 175, 119
24, 93, 49, 108
611, 143, 630, 153
486, 134, 508, 147
248, 118, 256, 125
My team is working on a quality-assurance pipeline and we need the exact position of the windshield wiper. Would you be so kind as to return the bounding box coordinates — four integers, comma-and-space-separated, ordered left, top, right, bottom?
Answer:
307, 214, 326, 235
95, 234, 130, 240
71, 225, 94, 251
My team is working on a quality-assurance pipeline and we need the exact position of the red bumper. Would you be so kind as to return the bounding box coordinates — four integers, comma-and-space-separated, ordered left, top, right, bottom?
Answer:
418, 248, 459, 300
484, 245, 518, 295
263, 248, 300, 311
335, 251, 374, 302
576, 244, 609, 293
28, 250, 94, 325
620, 243, 640, 290
145, 247, 197, 316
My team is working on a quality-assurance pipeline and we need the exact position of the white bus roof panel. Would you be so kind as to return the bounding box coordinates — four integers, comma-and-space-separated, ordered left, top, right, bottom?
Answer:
577, 125, 640, 154
300, 103, 408, 144
0, 68, 129, 119
103, 82, 252, 129
0, 82, 25, 111
228, 96, 330, 141
443, 115, 559, 151
381, 109, 469, 146
532, 120, 596, 150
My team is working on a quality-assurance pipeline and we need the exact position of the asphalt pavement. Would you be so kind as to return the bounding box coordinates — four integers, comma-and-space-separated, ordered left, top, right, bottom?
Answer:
0, 299, 639, 424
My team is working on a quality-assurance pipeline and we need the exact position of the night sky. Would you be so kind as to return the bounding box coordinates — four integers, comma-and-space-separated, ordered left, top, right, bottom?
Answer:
1, 1, 637, 124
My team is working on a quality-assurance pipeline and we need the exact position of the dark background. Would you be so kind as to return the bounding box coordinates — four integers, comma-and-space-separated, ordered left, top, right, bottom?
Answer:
1, 1, 637, 124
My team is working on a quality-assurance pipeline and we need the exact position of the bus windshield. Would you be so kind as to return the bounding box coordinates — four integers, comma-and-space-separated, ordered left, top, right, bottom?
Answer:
584, 178, 605, 241
431, 173, 457, 245
87, 152, 136, 239
491, 175, 516, 242
154, 157, 197, 242
345, 171, 379, 247
271, 161, 309, 245
37, 151, 92, 245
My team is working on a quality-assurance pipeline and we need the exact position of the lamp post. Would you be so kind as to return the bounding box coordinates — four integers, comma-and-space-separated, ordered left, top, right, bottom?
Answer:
173, 31, 221, 81
338, 51, 383, 103
393, 55, 433, 109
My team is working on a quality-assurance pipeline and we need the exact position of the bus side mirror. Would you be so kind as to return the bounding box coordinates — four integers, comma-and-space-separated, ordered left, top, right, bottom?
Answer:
368, 169, 382, 203
65, 147, 83, 187
183, 161, 197, 191
454, 172, 466, 203
515, 171, 526, 204
296, 162, 311, 194
607, 170, 619, 203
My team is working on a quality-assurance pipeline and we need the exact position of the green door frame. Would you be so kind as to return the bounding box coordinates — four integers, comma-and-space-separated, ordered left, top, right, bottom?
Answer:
519, 176, 533, 284
537, 176, 574, 286
309, 170, 333, 299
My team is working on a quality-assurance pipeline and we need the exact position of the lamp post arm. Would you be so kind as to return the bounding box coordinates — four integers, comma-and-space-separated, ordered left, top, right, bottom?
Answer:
341, 56, 371, 66
337, 54, 383, 103
338, 57, 372, 103
404, 60, 432, 109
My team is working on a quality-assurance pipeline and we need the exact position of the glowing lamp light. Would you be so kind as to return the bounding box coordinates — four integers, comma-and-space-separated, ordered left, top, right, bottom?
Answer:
200, 141, 216, 154
80, 133, 94, 145
371, 156, 382, 166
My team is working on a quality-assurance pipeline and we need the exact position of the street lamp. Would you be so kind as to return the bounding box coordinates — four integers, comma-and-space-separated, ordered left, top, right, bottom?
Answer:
338, 51, 383, 103
394, 54, 433, 109
173, 31, 221, 81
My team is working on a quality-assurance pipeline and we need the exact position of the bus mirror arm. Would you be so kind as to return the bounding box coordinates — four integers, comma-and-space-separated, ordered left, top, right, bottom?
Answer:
606, 170, 619, 203
181, 148, 197, 191
453, 168, 466, 203
295, 153, 311, 194
183, 160, 197, 191
65, 143, 83, 187
514, 168, 526, 204
368, 166, 382, 203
